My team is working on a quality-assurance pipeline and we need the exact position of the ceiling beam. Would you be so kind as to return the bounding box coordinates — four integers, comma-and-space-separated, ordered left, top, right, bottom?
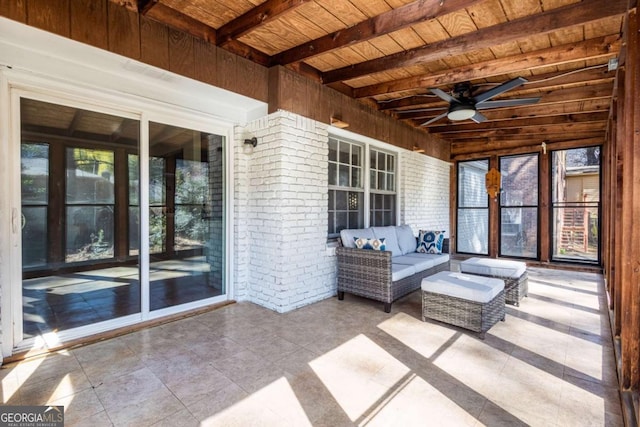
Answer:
379, 66, 615, 111
430, 122, 606, 139
451, 137, 604, 160
142, 2, 217, 44
428, 112, 609, 134
271, 0, 483, 66
141, 2, 270, 66
217, 0, 311, 47
397, 83, 614, 120
354, 35, 621, 98
450, 98, 610, 121
322, 0, 627, 84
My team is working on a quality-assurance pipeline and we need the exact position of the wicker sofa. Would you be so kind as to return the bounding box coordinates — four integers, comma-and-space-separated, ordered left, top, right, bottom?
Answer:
336, 225, 450, 312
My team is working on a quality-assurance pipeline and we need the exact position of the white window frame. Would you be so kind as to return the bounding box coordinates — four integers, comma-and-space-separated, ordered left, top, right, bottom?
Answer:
328, 128, 399, 238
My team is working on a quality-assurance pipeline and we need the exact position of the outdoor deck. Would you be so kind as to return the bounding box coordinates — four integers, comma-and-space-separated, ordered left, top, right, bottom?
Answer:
1, 265, 621, 426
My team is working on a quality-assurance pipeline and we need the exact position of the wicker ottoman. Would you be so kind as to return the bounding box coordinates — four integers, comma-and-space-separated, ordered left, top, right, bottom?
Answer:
421, 271, 505, 339
460, 257, 528, 306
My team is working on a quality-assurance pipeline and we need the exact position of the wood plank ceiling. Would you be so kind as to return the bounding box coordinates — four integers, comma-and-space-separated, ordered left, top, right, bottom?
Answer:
115, 0, 629, 154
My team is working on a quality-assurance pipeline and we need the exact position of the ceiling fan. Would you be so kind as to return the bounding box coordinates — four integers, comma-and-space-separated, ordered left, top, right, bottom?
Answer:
420, 77, 540, 126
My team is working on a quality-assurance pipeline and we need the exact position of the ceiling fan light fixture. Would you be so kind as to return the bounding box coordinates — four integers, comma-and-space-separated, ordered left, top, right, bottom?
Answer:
447, 103, 476, 121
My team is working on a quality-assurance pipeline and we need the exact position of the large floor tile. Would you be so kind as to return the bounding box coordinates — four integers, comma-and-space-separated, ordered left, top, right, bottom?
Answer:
7, 266, 621, 426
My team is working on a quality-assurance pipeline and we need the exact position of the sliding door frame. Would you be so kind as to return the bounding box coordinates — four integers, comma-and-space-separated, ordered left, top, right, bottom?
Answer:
1, 70, 234, 357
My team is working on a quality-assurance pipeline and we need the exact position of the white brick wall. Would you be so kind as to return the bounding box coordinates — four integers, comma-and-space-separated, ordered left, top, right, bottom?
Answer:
399, 151, 451, 237
234, 111, 337, 312
233, 112, 451, 313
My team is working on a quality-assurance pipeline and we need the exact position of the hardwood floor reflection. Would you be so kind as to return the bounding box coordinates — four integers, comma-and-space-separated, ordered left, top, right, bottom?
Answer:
22, 257, 223, 338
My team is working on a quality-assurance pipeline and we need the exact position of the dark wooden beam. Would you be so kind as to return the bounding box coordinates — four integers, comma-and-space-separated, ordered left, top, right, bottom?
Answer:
137, 0, 157, 14
429, 112, 609, 134
322, 0, 627, 84
67, 110, 85, 136
354, 36, 621, 98
222, 40, 271, 66
619, 6, 640, 396
142, 2, 216, 44
217, 0, 311, 47
451, 137, 605, 160
272, 0, 483, 65
432, 122, 607, 139
140, 2, 270, 66
379, 66, 615, 111
398, 83, 614, 121
402, 98, 610, 123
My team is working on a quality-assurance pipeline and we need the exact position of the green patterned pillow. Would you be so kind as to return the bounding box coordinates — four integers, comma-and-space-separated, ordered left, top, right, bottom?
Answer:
354, 237, 386, 251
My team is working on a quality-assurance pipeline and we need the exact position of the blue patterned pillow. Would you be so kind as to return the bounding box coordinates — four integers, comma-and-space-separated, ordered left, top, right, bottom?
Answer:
354, 237, 386, 251
417, 230, 445, 254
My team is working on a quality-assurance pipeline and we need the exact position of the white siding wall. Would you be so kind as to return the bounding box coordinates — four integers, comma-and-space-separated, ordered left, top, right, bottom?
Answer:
399, 151, 451, 237
234, 111, 337, 312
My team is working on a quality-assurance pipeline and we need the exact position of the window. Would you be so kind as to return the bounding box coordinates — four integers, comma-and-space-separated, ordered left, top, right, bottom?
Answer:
500, 154, 539, 258
65, 148, 115, 262
327, 136, 396, 238
369, 149, 396, 227
457, 159, 489, 254
551, 147, 600, 263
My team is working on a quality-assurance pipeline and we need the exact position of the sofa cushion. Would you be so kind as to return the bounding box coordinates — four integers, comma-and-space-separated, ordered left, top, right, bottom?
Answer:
396, 225, 418, 255
392, 254, 436, 272
340, 228, 375, 248
403, 252, 450, 267
391, 263, 416, 282
417, 230, 445, 254
460, 257, 526, 279
421, 271, 504, 303
354, 237, 386, 251
371, 226, 402, 257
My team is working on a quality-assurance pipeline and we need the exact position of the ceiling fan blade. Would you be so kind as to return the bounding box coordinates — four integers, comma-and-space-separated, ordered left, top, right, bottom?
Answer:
473, 77, 528, 104
429, 88, 460, 104
471, 112, 488, 123
476, 97, 541, 110
398, 106, 448, 114
420, 111, 449, 126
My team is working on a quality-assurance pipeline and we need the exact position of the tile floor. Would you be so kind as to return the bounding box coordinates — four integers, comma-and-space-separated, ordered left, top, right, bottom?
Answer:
1, 266, 622, 426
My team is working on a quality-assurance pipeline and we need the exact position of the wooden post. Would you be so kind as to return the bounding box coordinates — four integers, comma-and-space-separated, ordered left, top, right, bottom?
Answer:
539, 150, 550, 262
619, 7, 640, 392
489, 156, 499, 258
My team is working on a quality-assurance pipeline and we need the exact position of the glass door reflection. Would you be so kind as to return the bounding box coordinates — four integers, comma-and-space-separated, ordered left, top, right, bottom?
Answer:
148, 122, 225, 310
20, 98, 141, 339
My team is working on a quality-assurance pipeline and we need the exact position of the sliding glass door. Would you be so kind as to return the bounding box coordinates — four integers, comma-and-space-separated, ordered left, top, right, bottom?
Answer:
147, 122, 225, 311
17, 95, 227, 347
20, 98, 141, 339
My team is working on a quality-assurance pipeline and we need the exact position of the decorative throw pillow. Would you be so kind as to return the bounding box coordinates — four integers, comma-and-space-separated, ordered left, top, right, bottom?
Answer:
354, 237, 386, 251
417, 230, 445, 254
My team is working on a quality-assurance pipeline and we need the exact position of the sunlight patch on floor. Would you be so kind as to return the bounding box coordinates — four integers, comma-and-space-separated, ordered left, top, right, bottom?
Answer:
377, 312, 461, 360
309, 334, 410, 421
201, 377, 312, 426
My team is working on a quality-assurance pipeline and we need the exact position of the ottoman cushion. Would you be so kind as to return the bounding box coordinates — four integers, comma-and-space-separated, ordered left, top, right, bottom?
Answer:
421, 271, 504, 303
460, 257, 526, 279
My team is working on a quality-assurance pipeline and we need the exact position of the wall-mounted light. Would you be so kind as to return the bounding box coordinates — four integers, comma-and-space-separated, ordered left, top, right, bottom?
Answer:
330, 117, 349, 128
243, 137, 257, 155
